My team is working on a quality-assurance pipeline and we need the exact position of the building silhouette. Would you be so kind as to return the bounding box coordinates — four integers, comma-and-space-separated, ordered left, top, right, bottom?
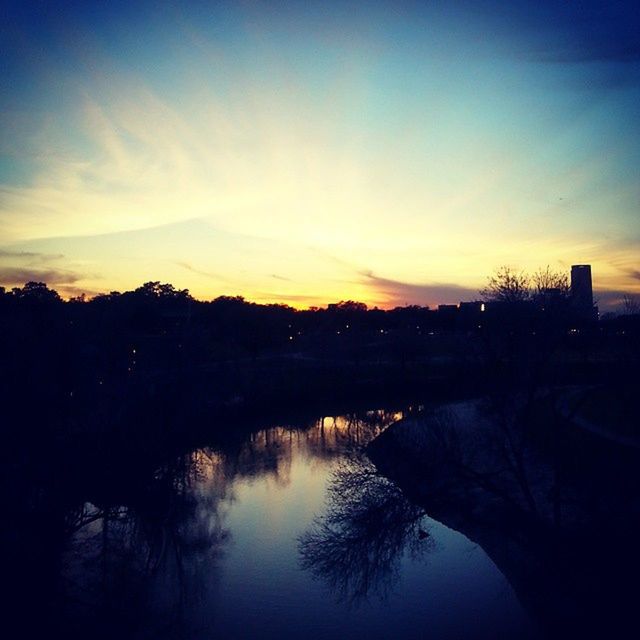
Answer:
571, 264, 595, 320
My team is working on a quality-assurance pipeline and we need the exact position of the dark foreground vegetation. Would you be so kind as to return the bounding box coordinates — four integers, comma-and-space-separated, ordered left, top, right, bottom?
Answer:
1, 277, 639, 638
2, 276, 638, 408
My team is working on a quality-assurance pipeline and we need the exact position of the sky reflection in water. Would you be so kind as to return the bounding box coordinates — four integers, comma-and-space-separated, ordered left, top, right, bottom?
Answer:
62, 411, 537, 639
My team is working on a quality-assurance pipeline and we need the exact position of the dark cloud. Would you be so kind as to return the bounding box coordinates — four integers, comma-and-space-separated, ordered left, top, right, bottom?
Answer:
0, 250, 41, 258
0, 266, 81, 286
594, 288, 639, 312
628, 269, 640, 282
361, 270, 480, 308
271, 274, 292, 281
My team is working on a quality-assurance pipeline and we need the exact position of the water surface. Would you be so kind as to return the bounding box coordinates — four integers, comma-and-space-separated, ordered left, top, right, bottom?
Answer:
59, 411, 538, 639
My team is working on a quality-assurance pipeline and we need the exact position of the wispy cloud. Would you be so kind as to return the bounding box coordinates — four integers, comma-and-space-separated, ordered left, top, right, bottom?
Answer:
0, 249, 64, 260
174, 261, 230, 282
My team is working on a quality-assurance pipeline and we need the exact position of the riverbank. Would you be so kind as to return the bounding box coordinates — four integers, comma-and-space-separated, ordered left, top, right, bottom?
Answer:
366, 396, 640, 638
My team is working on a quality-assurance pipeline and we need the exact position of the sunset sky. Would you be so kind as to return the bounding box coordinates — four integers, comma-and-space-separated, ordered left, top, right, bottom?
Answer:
1, 1, 638, 309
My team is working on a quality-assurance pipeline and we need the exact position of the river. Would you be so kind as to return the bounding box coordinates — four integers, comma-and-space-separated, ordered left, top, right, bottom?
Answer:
51, 409, 539, 639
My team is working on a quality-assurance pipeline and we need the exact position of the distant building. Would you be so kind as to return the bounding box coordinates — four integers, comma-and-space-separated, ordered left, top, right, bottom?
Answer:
437, 304, 458, 314
459, 301, 483, 314
457, 301, 483, 329
571, 264, 596, 320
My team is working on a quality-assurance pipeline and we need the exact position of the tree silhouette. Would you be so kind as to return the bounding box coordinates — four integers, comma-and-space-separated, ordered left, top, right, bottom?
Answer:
10, 281, 62, 304
532, 266, 570, 312
623, 294, 639, 315
480, 266, 531, 304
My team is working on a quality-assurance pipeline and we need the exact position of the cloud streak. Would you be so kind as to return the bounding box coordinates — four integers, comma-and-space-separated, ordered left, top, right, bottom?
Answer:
0, 249, 64, 260
174, 261, 230, 282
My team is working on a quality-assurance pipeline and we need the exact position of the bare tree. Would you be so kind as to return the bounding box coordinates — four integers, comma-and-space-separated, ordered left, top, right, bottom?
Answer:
532, 266, 569, 299
480, 266, 531, 303
531, 266, 571, 323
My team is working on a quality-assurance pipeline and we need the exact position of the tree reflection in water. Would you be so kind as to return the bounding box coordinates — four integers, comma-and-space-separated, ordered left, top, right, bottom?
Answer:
7, 409, 412, 637
299, 453, 432, 605
59, 449, 231, 637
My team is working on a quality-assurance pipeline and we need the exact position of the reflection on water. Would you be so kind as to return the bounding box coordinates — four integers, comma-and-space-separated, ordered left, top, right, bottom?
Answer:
299, 453, 431, 605
18, 409, 537, 639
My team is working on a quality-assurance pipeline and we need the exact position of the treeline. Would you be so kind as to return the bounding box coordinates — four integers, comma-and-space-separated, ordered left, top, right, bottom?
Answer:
0, 280, 443, 360
0, 281, 434, 429
1, 279, 638, 362
1, 279, 638, 405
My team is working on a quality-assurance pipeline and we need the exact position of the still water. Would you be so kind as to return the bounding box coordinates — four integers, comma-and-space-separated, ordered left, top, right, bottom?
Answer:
59, 410, 538, 639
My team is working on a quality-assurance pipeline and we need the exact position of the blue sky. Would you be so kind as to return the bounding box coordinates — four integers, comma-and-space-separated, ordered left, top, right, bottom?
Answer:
1, 1, 638, 308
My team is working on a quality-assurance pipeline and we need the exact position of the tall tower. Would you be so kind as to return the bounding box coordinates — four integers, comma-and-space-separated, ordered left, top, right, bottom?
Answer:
571, 264, 594, 320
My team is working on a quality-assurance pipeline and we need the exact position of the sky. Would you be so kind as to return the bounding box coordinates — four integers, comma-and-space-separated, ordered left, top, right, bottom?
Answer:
0, 0, 639, 309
